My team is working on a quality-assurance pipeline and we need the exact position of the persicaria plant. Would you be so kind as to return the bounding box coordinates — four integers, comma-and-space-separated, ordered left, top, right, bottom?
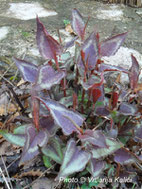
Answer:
1, 9, 142, 188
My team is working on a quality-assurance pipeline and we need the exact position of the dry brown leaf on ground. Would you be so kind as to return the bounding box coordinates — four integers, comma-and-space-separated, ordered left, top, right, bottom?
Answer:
134, 83, 142, 92
116, 72, 121, 83
4, 112, 20, 126
0, 93, 19, 116
17, 78, 26, 87
32, 178, 59, 189
0, 141, 15, 156
16, 169, 43, 178
65, 24, 75, 35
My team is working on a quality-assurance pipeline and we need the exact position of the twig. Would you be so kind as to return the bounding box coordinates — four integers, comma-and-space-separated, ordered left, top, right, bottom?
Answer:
0, 62, 15, 81
7, 85, 25, 113
23, 163, 56, 189
1, 155, 13, 189
11, 69, 18, 82
57, 29, 62, 44
0, 167, 11, 189
93, 119, 107, 131
54, 181, 62, 189
135, 136, 142, 141
6, 156, 20, 170
0, 76, 15, 88
63, 115, 83, 134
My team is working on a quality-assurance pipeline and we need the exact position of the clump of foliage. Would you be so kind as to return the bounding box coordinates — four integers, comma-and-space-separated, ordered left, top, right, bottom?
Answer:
1, 9, 142, 188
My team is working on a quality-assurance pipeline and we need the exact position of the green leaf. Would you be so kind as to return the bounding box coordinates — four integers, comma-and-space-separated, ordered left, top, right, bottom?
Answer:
21, 31, 31, 38
63, 19, 70, 26
91, 138, 123, 159
60, 52, 71, 62
104, 87, 112, 93
42, 136, 64, 164
0, 130, 25, 147
111, 111, 120, 123
89, 180, 99, 187
14, 124, 32, 135
94, 101, 104, 111
81, 183, 90, 189
119, 136, 130, 145
42, 155, 52, 168
10, 76, 18, 81
108, 165, 115, 177
56, 139, 91, 180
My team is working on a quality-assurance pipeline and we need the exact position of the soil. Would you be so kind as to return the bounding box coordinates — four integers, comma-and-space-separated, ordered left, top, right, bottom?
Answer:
0, 0, 142, 58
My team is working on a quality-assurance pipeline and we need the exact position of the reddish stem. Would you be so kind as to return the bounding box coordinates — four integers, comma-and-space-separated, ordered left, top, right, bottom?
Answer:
75, 67, 79, 85
32, 99, 40, 131
54, 54, 60, 71
61, 78, 67, 97
116, 163, 120, 177
31, 86, 39, 131
87, 89, 92, 108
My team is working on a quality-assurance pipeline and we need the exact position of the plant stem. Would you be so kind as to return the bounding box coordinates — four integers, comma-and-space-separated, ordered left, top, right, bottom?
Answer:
73, 92, 77, 110
31, 86, 39, 131
54, 54, 60, 71
81, 89, 85, 114
61, 78, 67, 97
63, 115, 83, 134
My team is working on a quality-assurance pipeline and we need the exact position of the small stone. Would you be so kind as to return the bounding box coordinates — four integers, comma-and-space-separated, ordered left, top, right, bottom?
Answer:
97, 5, 123, 21
5, 2, 57, 20
102, 46, 142, 84
0, 26, 9, 40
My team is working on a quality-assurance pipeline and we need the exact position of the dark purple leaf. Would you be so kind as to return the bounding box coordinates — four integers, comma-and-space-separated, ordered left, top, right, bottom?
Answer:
13, 57, 38, 83
36, 17, 62, 60
119, 102, 137, 116
71, 9, 85, 40
55, 139, 91, 180
99, 63, 128, 73
40, 116, 59, 136
37, 98, 85, 135
42, 136, 64, 164
20, 126, 48, 165
81, 74, 103, 90
88, 158, 106, 177
129, 55, 140, 90
119, 121, 135, 135
100, 32, 128, 57
118, 89, 128, 102
78, 32, 98, 71
78, 130, 108, 148
59, 96, 73, 108
114, 149, 133, 164
64, 36, 79, 49
119, 171, 136, 182
91, 138, 123, 158
35, 65, 66, 90
106, 123, 118, 138
134, 124, 142, 142
36, 15, 49, 36
95, 106, 110, 116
